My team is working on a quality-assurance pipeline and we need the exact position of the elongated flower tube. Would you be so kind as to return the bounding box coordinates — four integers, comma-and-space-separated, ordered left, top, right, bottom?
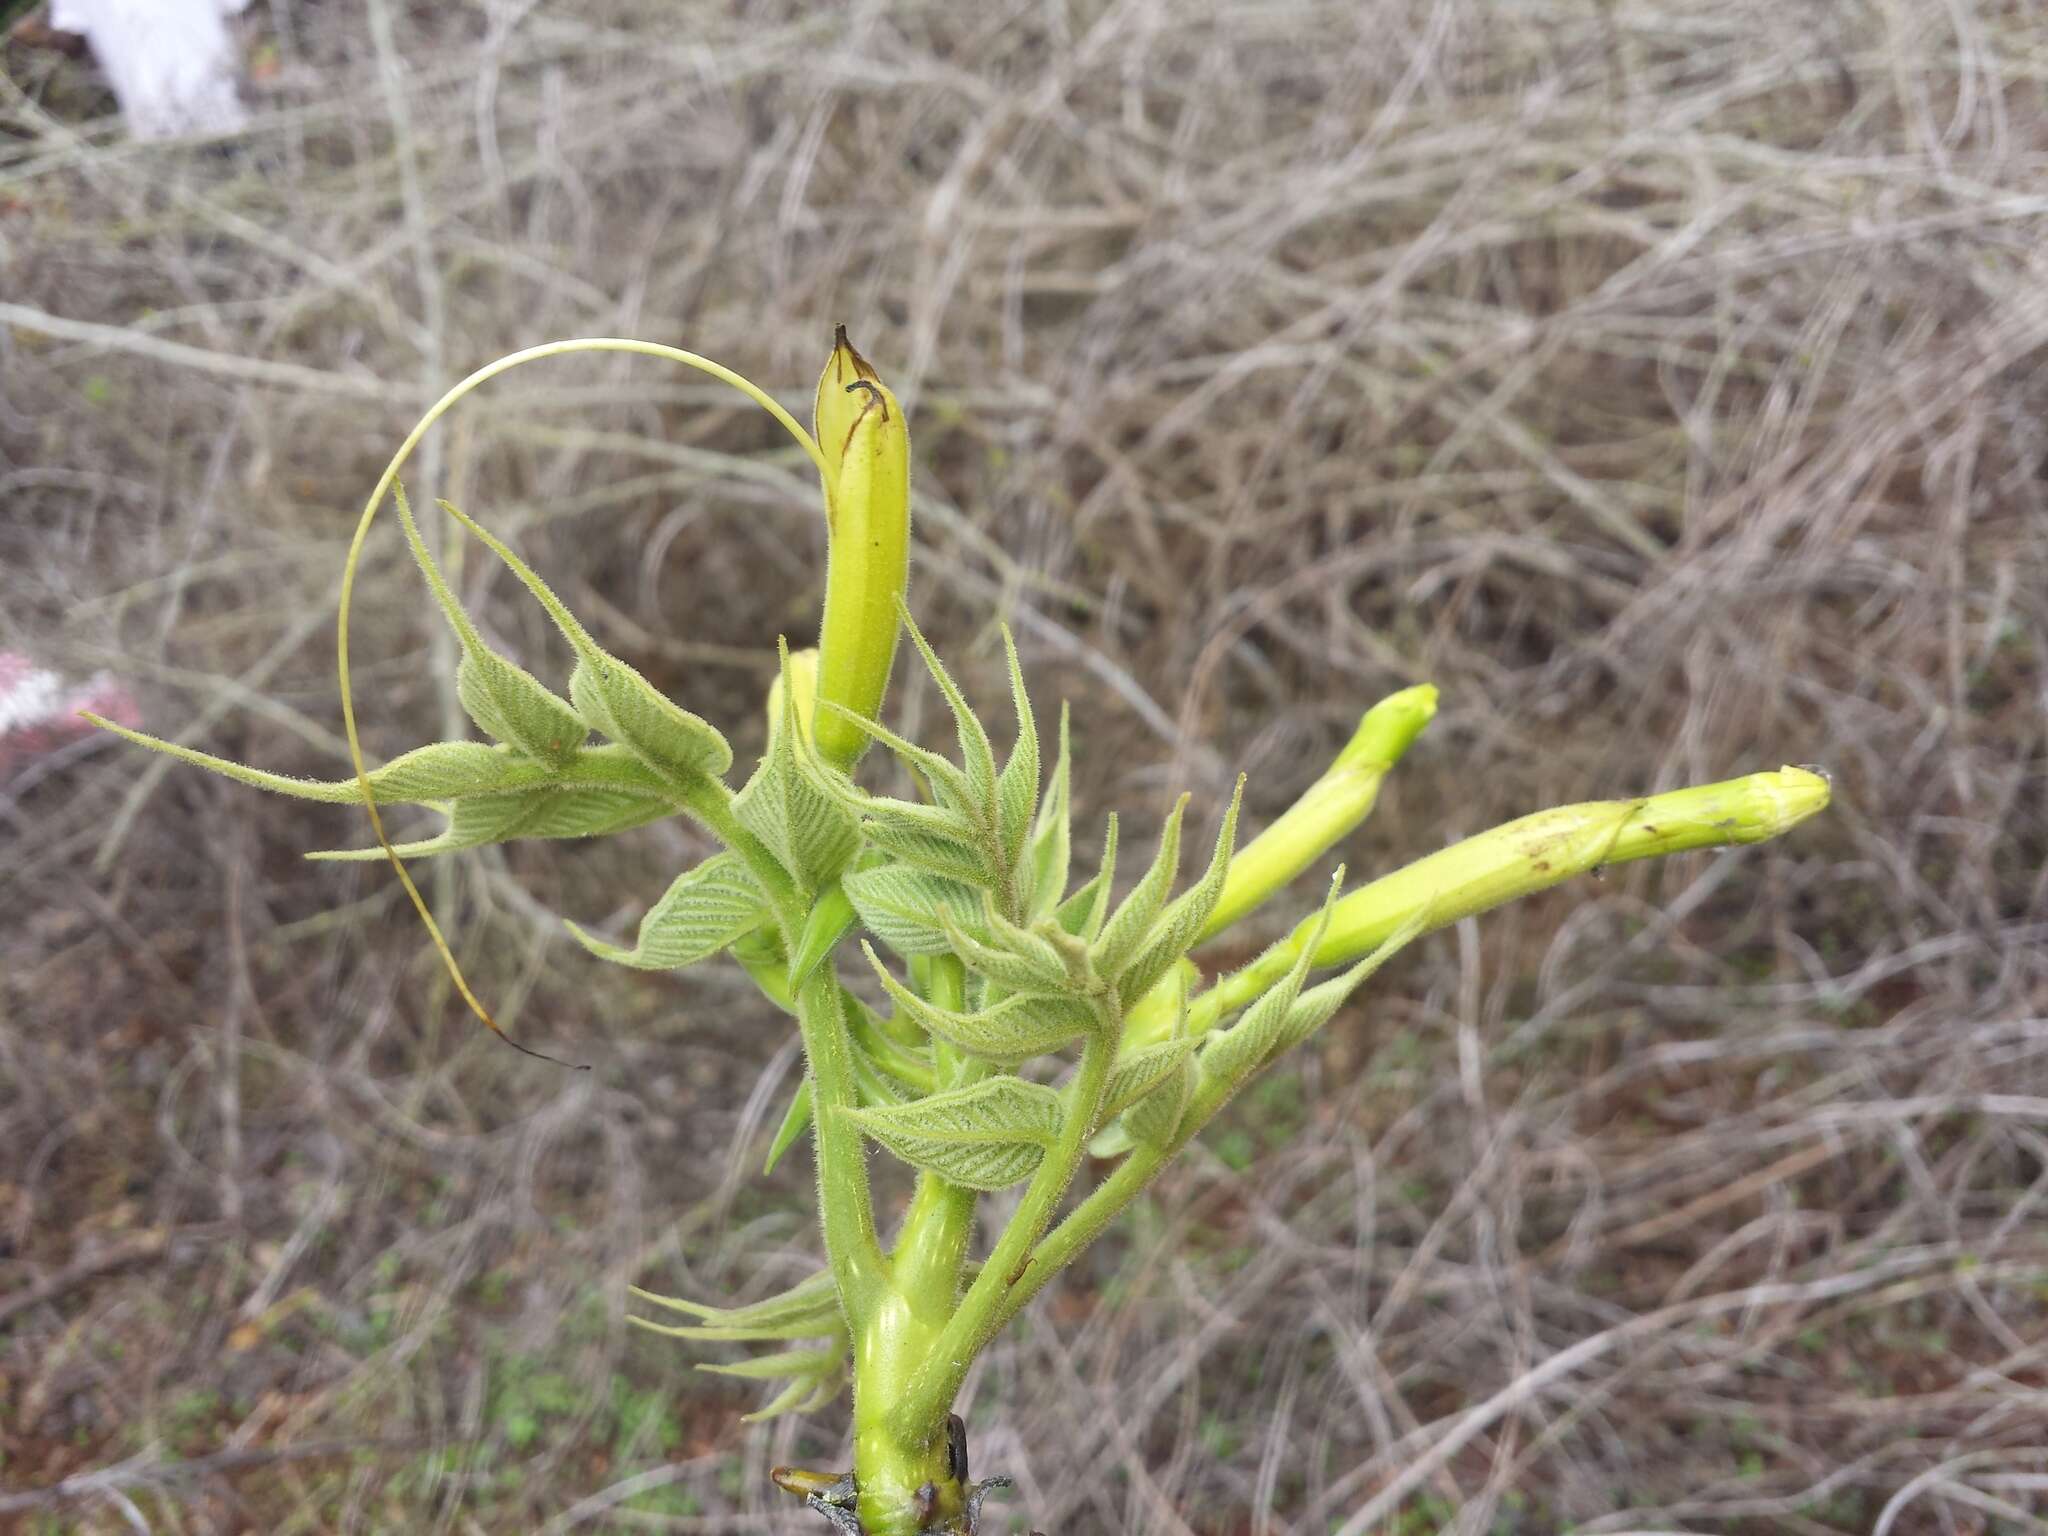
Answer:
1201, 683, 1437, 939
811, 327, 912, 770
1126, 764, 1833, 1046
1306, 764, 1831, 968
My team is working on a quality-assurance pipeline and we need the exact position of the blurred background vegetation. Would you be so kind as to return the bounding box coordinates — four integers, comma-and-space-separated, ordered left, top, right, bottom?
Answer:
2, 2, 2044, 1532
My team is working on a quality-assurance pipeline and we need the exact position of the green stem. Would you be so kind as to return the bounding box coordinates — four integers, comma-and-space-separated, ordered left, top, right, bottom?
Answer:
892, 1172, 976, 1316
887, 960, 979, 1313
854, 1284, 964, 1535
893, 1027, 1116, 1441
859, 923, 976, 1536
989, 1140, 1167, 1335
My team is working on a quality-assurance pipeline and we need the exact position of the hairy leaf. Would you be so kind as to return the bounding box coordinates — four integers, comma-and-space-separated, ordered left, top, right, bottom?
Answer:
1123, 1049, 1195, 1147
1198, 875, 1347, 1091
307, 784, 672, 860
764, 1077, 811, 1175
1055, 816, 1118, 941
629, 1267, 839, 1336
1027, 703, 1073, 920
844, 991, 937, 1093
1263, 907, 1429, 1061
741, 1371, 843, 1424
568, 655, 732, 784
939, 906, 1073, 996
867, 944, 1096, 1065
789, 882, 857, 991
699, 1346, 844, 1382
567, 853, 767, 970
734, 648, 860, 890
844, 863, 988, 957
1109, 971, 1194, 1150
899, 605, 999, 818
860, 817, 996, 888
993, 628, 1040, 875
81, 725, 673, 811
436, 499, 732, 781
814, 701, 976, 815
843, 1075, 1062, 1190
396, 485, 587, 768
1101, 1037, 1196, 1122
452, 651, 587, 769
1116, 779, 1244, 1006
1093, 795, 1187, 974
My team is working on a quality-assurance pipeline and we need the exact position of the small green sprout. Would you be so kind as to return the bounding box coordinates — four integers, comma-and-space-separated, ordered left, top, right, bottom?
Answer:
91, 331, 1831, 1534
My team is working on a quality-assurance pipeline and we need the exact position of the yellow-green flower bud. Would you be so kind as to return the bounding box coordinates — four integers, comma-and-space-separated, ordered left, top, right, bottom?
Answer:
1202, 684, 1437, 939
812, 327, 911, 770
767, 646, 821, 749
1126, 763, 1831, 1049
1309, 764, 1832, 968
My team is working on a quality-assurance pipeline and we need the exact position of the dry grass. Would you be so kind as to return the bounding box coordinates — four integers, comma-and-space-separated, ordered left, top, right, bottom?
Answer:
3, 2, 2045, 1532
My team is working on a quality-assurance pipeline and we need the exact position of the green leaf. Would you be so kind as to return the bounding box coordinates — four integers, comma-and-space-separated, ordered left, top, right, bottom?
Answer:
764, 1077, 811, 1175
81, 724, 673, 810
396, 485, 587, 768
1116, 970, 1195, 1148
435, 499, 732, 782
866, 943, 1095, 1065
629, 1267, 840, 1336
852, 1038, 911, 1106
844, 863, 988, 957
1123, 1049, 1195, 1147
1262, 906, 1428, 1061
1198, 874, 1356, 1092
1115, 778, 1244, 1006
1101, 1037, 1195, 1122
698, 1346, 843, 1382
568, 655, 732, 784
843, 1075, 1062, 1190
899, 605, 999, 818
307, 784, 672, 860
814, 701, 976, 815
1054, 816, 1118, 941
1027, 702, 1072, 920
740, 1372, 841, 1424
734, 648, 860, 890
993, 628, 1040, 874
844, 990, 938, 1093
452, 650, 588, 768
731, 925, 795, 1013
1092, 795, 1187, 974
567, 853, 768, 970
938, 906, 1073, 997
789, 882, 857, 992
860, 817, 995, 887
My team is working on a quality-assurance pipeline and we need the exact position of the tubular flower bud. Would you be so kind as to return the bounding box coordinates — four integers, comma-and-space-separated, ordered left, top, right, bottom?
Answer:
1309, 764, 1832, 968
812, 327, 912, 770
768, 646, 822, 749
1202, 684, 1437, 939
1127, 764, 1832, 1047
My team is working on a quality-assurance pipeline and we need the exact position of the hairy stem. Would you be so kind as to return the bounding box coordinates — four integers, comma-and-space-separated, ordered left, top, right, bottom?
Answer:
894, 1027, 1116, 1441
794, 969, 888, 1328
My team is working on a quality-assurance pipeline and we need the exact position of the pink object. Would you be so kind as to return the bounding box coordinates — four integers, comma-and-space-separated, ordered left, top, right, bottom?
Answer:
0, 652, 141, 780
